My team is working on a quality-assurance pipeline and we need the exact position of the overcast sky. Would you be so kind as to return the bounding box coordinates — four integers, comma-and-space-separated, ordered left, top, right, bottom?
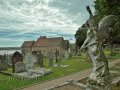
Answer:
0, 0, 95, 47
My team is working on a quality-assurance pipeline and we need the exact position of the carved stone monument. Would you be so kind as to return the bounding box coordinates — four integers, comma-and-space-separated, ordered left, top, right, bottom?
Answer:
80, 6, 117, 90
6, 54, 12, 66
14, 62, 26, 73
32, 51, 37, 64
64, 50, 69, 59
37, 51, 44, 67
47, 50, 54, 67
55, 49, 60, 63
25, 53, 35, 69
12, 51, 23, 73
0, 55, 3, 71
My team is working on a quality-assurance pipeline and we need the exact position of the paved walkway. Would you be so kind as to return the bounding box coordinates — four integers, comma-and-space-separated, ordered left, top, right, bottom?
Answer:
20, 59, 120, 90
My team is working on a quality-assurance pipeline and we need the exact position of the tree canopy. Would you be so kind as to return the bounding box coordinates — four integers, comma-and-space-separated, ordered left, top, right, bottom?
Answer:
94, 0, 120, 44
75, 25, 87, 48
75, 0, 120, 48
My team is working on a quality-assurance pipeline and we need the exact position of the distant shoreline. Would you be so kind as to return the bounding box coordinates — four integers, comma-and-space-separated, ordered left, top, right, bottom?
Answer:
0, 47, 21, 50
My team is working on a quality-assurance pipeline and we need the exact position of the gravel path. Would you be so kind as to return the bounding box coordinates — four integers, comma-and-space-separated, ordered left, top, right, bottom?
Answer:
20, 59, 120, 90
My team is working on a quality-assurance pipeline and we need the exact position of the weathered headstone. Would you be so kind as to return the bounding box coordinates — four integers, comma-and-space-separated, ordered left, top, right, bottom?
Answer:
29, 68, 52, 75
37, 51, 44, 67
0, 55, 8, 71
47, 50, 54, 67
12, 51, 23, 73
0, 55, 3, 71
25, 53, 35, 69
64, 51, 69, 59
14, 62, 26, 73
13, 68, 52, 80
55, 49, 60, 63
61, 51, 65, 60
32, 51, 37, 64
2, 54, 8, 69
6, 54, 12, 67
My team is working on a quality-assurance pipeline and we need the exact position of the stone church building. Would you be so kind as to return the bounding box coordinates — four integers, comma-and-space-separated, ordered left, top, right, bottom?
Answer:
21, 36, 69, 56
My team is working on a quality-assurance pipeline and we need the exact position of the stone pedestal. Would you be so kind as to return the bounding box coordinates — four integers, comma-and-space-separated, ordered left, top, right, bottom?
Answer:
85, 48, 111, 90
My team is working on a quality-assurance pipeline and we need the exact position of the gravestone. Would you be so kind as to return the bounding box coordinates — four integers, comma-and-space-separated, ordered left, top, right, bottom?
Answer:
25, 53, 35, 69
29, 68, 52, 75
32, 51, 37, 64
7, 54, 12, 67
12, 51, 23, 73
64, 51, 69, 59
47, 50, 54, 67
37, 51, 44, 67
61, 50, 65, 60
2, 54, 8, 69
14, 62, 26, 73
0, 55, 8, 71
0, 55, 3, 71
13, 68, 52, 80
55, 49, 60, 63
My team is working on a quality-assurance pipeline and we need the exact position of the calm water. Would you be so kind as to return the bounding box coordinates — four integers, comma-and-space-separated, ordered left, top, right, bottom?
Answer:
0, 50, 21, 55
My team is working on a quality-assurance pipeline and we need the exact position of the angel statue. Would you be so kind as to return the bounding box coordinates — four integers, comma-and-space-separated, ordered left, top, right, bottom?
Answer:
80, 6, 117, 90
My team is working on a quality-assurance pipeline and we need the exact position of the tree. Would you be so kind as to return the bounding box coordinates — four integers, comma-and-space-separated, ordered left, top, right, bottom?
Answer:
94, 0, 120, 55
75, 26, 87, 49
75, 0, 120, 55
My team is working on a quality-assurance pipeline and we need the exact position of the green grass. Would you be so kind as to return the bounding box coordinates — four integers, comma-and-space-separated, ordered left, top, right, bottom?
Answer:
112, 54, 120, 59
104, 49, 120, 61
0, 51, 120, 90
0, 54, 92, 90
110, 66, 120, 72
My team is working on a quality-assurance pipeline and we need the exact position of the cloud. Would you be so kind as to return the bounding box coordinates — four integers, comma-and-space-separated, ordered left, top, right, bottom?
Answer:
0, 0, 79, 32
0, 0, 95, 47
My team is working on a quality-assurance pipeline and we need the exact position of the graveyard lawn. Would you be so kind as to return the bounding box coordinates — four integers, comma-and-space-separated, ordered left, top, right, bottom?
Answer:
0, 53, 120, 90
0, 54, 91, 90
103, 49, 120, 62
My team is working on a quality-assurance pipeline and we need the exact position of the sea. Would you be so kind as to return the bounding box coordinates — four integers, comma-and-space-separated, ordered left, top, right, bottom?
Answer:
0, 50, 21, 55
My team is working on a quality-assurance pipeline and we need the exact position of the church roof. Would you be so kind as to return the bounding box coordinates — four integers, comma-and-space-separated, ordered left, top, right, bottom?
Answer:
21, 41, 35, 47
33, 36, 64, 47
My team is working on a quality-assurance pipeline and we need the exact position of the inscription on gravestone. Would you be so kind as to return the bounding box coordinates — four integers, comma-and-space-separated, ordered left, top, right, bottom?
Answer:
14, 62, 26, 73
25, 53, 35, 69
